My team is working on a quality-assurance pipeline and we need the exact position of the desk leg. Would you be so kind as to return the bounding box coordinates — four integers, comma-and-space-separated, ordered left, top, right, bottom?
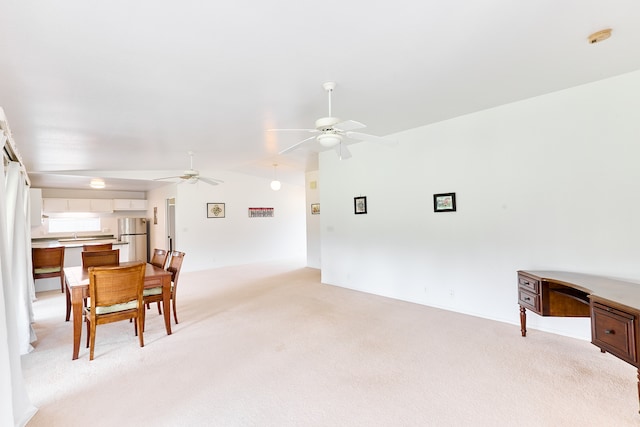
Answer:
71, 288, 83, 360
520, 305, 527, 337
637, 369, 640, 414
162, 275, 172, 335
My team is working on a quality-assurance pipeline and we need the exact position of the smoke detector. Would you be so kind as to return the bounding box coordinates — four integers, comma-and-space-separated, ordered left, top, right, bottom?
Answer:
588, 29, 612, 44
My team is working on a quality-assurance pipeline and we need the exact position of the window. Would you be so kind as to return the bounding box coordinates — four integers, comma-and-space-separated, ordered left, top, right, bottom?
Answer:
48, 216, 101, 233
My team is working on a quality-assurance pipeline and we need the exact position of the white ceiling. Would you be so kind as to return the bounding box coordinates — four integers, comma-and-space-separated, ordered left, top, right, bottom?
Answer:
2, 1, 640, 191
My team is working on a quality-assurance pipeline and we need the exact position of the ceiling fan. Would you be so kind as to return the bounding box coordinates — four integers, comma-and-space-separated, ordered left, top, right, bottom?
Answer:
270, 82, 395, 159
155, 151, 224, 186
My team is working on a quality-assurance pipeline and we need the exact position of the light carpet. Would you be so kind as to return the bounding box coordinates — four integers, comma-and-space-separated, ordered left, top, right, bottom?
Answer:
22, 260, 640, 426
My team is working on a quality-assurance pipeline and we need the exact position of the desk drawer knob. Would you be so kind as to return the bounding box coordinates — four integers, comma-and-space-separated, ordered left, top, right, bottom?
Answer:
605, 329, 615, 335
524, 297, 531, 301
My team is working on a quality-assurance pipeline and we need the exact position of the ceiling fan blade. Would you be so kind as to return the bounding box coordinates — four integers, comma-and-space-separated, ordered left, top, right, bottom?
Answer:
345, 131, 397, 145
279, 135, 317, 155
199, 177, 224, 186
268, 128, 318, 133
153, 175, 182, 181
333, 120, 366, 132
334, 143, 352, 160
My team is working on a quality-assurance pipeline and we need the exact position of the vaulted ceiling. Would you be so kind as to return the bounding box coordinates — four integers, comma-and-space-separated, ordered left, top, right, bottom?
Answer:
1, 1, 640, 191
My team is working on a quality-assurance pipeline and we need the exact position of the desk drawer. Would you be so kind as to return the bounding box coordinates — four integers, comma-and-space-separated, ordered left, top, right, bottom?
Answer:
591, 302, 637, 364
518, 289, 540, 312
518, 275, 540, 294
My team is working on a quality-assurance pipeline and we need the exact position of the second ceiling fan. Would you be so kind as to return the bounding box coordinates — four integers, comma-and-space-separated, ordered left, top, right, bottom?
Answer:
270, 82, 395, 159
155, 151, 224, 186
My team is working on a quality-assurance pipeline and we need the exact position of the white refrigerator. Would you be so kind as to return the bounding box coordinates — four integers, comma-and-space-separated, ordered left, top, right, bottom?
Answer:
117, 217, 149, 262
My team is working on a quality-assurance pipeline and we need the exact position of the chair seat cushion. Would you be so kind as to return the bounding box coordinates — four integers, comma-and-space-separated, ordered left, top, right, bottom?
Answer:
143, 287, 163, 296
34, 267, 61, 274
87, 300, 138, 315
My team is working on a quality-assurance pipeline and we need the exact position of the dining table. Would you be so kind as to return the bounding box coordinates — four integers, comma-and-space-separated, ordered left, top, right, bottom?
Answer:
64, 261, 172, 360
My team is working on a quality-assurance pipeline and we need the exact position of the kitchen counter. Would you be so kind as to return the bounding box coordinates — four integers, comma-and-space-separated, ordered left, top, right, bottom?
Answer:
31, 234, 128, 249
31, 239, 127, 249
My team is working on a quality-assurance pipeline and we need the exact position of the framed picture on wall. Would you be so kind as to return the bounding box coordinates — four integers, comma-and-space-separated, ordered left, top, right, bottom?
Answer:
354, 196, 367, 215
207, 203, 225, 218
311, 203, 320, 215
433, 193, 456, 212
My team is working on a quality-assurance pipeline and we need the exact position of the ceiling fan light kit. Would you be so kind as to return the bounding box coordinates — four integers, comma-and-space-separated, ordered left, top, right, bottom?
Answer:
317, 133, 342, 148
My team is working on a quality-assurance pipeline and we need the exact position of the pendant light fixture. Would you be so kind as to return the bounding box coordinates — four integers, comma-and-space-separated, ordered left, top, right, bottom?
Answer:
270, 164, 281, 191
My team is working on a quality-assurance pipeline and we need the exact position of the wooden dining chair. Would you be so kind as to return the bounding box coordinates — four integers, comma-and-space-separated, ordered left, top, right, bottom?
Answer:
84, 262, 146, 360
150, 248, 168, 269
83, 243, 113, 251
32, 246, 66, 293
144, 251, 185, 324
81, 249, 120, 268
167, 250, 185, 324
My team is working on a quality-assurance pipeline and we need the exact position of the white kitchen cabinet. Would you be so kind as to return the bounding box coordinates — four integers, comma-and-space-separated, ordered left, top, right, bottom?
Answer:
43, 198, 114, 213
113, 199, 147, 211
67, 199, 91, 212
89, 199, 114, 212
29, 188, 43, 227
43, 198, 74, 212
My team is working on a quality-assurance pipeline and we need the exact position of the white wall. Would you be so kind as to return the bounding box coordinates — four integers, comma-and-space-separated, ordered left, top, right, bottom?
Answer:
149, 171, 307, 273
305, 170, 321, 268
319, 70, 640, 340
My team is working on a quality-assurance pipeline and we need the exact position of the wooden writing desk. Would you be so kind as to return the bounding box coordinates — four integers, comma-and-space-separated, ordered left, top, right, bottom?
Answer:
518, 270, 640, 412
64, 262, 172, 360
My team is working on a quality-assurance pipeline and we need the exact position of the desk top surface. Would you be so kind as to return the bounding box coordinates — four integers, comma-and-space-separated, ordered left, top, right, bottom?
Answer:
519, 270, 640, 311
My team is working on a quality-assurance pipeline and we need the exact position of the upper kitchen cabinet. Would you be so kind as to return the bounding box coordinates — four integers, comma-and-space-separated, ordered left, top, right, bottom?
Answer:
43, 198, 114, 213
113, 199, 147, 211
89, 199, 114, 212
43, 198, 82, 212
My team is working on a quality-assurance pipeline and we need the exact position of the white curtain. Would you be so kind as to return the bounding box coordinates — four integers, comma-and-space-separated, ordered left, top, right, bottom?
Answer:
0, 153, 38, 424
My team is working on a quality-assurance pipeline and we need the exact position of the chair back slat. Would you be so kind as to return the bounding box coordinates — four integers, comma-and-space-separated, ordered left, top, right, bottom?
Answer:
82, 249, 120, 268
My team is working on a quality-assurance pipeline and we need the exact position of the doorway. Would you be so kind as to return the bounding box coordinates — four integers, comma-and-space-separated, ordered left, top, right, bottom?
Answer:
166, 197, 175, 252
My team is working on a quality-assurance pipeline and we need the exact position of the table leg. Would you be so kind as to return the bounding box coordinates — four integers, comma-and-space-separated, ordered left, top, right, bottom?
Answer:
65, 276, 71, 321
71, 288, 83, 360
637, 369, 640, 414
162, 275, 172, 335
520, 305, 527, 337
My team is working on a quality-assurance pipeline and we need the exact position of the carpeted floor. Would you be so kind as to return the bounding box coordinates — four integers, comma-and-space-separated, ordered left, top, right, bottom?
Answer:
21, 260, 640, 426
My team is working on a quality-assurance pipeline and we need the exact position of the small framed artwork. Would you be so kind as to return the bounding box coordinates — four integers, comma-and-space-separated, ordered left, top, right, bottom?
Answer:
433, 193, 456, 212
248, 207, 274, 218
207, 203, 225, 218
354, 196, 367, 215
311, 203, 320, 215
